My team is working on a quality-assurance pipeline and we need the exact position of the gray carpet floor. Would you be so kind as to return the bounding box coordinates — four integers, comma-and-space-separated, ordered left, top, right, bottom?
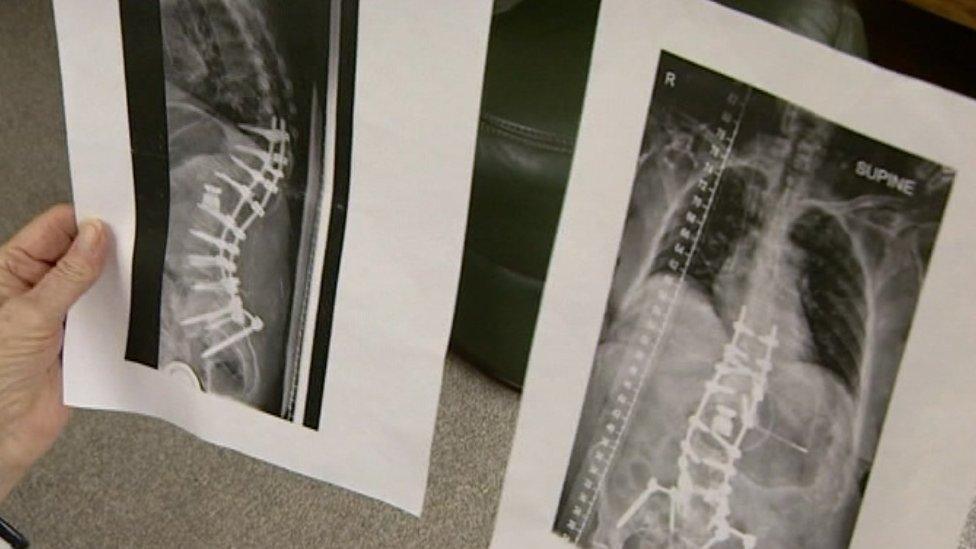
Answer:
960, 496, 976, 549
0, 1, 520, 547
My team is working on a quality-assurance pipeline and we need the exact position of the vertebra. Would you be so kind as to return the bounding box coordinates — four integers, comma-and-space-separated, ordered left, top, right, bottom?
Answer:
179, 117, 290, 385
616, 306, 780, 548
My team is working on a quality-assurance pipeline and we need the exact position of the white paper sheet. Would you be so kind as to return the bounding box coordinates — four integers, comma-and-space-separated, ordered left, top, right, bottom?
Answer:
54, 0, 491, 515
491, 0, 976, 546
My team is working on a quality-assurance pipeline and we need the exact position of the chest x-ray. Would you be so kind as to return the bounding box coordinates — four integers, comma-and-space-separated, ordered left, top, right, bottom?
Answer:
554, 52, 954, 548
121, 0, 345, 423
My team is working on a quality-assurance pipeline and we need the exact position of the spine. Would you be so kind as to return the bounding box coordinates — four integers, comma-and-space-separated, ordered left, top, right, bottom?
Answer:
616, 306, 779, 548
180, 118, 290, 397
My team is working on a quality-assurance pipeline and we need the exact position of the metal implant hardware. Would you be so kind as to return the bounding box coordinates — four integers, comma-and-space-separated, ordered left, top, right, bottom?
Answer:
616, 306, 780, 549
180, 117, 290, 366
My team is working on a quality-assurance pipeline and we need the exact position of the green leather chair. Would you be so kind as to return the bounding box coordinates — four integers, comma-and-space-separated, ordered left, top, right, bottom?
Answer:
451, 0, 868, 389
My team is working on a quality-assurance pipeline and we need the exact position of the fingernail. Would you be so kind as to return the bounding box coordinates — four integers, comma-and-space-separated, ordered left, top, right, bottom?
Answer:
77, 219, 104, 253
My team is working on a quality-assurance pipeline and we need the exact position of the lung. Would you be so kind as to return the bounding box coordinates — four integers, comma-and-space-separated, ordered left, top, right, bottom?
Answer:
554, 52, 954, 548
790, 207, 867, 393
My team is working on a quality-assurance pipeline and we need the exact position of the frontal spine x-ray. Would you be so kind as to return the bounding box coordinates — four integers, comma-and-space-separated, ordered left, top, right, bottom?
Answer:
554, 52, 954, 548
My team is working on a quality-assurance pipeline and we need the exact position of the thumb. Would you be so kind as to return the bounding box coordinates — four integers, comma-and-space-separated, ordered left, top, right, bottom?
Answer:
27, 218, 107, 321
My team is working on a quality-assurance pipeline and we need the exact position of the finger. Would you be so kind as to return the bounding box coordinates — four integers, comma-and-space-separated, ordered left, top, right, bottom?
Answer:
26, 218, 107, 322
0, 205, 77, 303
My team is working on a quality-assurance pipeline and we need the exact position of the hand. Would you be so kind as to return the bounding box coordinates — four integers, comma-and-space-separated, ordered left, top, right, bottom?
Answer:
0, 205, 107, 501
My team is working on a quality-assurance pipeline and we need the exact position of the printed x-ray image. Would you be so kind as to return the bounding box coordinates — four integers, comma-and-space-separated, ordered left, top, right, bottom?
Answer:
554, 52, 954, 548
120, 0, 344, 422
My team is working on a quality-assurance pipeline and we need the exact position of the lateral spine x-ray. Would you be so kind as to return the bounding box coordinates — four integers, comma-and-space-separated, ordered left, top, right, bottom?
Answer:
120, 0, 351, 424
